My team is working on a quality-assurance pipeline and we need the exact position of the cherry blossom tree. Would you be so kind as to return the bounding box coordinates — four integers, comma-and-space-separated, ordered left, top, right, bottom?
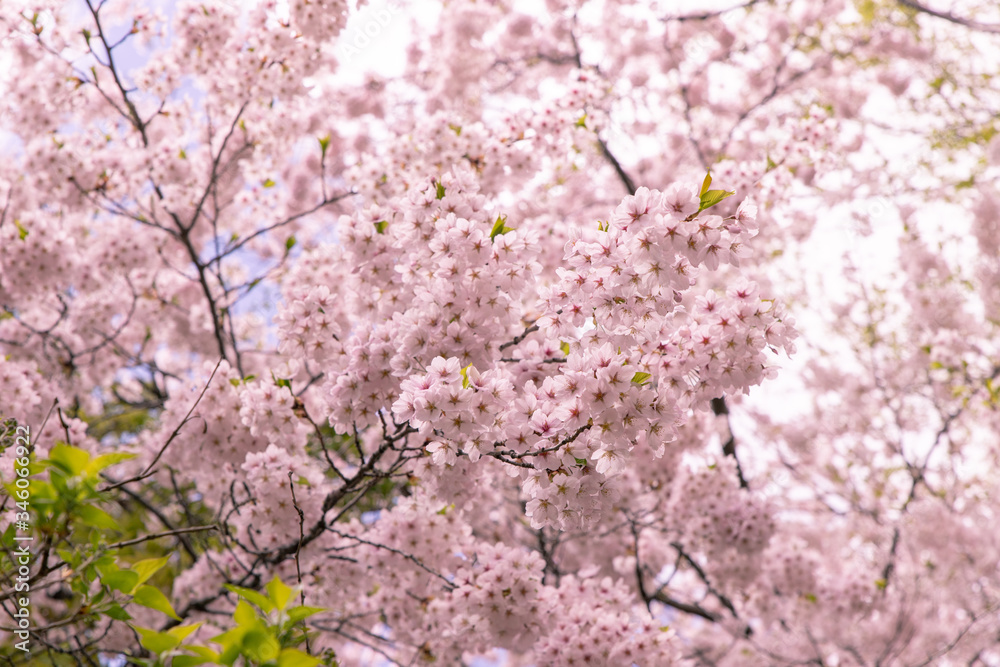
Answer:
1, 0, 999, 665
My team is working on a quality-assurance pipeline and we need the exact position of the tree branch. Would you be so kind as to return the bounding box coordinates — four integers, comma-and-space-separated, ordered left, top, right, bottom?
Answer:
898, 0, 1000, 33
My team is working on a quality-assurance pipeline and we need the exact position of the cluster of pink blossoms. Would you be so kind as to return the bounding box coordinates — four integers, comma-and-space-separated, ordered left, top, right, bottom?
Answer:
668, 458, 775, 585
383, 183, 795, 531
232, 443, 330, 550
347, 495, 679, 666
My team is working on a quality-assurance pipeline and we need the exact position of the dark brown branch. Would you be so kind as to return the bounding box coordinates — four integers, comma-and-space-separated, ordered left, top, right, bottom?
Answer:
898, 0, 1000, 33
712, 396, 748, 489
653, 591, 721, 622
498, 322, 540, 352
664, 0, 763, 22
84, 0, 149, 145
98, 359, 222, 492
107, 525, 218, 550
598, 136, 637, 195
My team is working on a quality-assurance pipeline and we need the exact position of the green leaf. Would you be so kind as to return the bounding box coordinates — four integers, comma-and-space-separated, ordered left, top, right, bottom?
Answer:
130, 556, 171, 591
277, 648, 322, 667
275, 378, 292, 389
242, 629, 280, 663
374, 220, 388, 234
210, 626, 248, 663
766, 155, 777, 171
167, 622, 202, 642
105, 603, 132, 621
172, 658, 211, 667
102, 569, 140, 595
285, 606, 324, 624
77, 505, 120, 531
181, 646, 221, 660
459, 364, 473, 389
133, 585, 181, 621
285, 235, 297, 251
229, 378, 241, 387
700, 172, 712, 196
575, 114, 587, 128
132, 626, 180, 654
234, 599, 259, 626
266, 577, 294, 612
448, 123, 462, 136
435, 181, 446, 199
698, 189, 736, 212
318, 135, 331, 157
263, 178, 276, 188
87, 452, 136, 476
14, 219, 28, 241
631, 372, 652, 385
560, 342, 571, 357
490, 215, 506, 240
490, 214, 514, 240
224, 584, 276, 614
49, 443, 91, 476
875, 579, 887, 590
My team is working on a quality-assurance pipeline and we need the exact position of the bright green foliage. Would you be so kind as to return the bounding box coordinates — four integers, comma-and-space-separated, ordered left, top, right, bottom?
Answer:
123, 577, 331, 667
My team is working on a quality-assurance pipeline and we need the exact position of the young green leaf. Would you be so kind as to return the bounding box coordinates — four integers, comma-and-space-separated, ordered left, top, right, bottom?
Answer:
49, 443, 91, 477
459, 363, 473, 389
77, 505, 120, 531
86, 452, 137, 476
631, 372, 652, 385
285, 606, 325, 624
277, 648, 323, 667
133, 585, 181, 621
242, 628, 280, 663
698, 189, 736, 212
224, 584, 276, 614
234, 599, 259, 626
101, 569, 140, 595
490, 214, 515, 240
700, 171, 712, 196
266, 577, 294, 612
132, 626, 181, 654
130, 556, 171, 590
105, 603, 132, 621
167, 622, 203, 642
172, 657, 212, 667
